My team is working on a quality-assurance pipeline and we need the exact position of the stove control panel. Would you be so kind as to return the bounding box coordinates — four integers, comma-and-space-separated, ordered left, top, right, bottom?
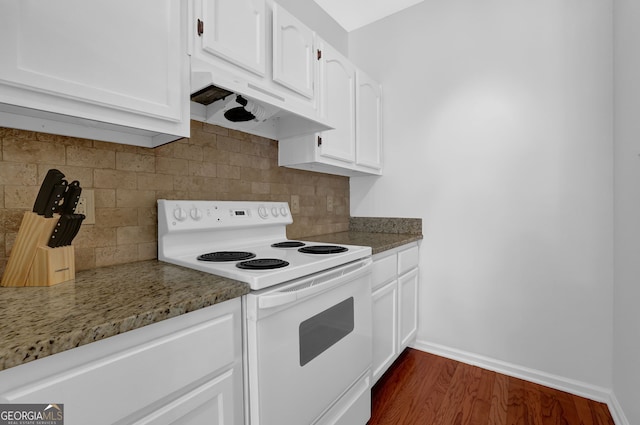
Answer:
158, 200, 293, 232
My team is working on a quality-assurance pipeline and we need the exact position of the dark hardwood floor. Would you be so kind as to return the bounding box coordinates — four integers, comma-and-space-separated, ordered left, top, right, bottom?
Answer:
369, 348, 615, 425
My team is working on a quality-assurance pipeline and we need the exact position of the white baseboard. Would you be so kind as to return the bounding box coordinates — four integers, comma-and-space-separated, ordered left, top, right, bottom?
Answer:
411, 339, 629, 425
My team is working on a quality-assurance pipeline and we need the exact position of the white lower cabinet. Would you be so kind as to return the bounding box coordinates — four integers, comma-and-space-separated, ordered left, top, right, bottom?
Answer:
0, 298, 243, 425
371, 243, 420, 384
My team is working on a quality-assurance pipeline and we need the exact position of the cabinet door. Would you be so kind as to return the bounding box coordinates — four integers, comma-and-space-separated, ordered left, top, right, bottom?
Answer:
131, 370, 236, 425
198, 0, 266, 76
0, 300, 243, 425
356, 70, 383, 171
0, 0, 186, 127
272, 4, 315, 99
318, 42, 356, 163
372, 280, 398, 383
398, 268, 419, 350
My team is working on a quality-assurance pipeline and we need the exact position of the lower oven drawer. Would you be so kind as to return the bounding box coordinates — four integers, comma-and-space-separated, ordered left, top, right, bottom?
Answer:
245, 259, 372, 425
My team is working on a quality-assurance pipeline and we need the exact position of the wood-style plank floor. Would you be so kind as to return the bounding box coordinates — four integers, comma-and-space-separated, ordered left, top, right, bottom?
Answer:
369, 348, 615, 425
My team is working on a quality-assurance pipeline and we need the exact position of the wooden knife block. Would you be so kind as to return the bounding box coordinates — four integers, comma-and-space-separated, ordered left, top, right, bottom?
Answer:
1, 212, 76, 287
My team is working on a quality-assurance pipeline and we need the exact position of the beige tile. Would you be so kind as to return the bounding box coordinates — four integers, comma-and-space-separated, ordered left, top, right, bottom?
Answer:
116, 151, 155, 173
138, 242, 157, 261
229, 152, 252, 168
138, 207, 157, 226
201, 123, 229, 136
4, 186, 39, 209
203, 146, 231, 164
3, 138, 66, 164
228, 179, 251, 194
189, 126, 217, 148
35, 132, 93, 147
117, 225, 156, 245
116, 189, 156, 208
216, 136, 242, 153
66, 145, 115, 169
251, 182, 270, 195
216, 164, 241, 179
228, 129, 253, 142
155, 156, 189, 175
0, 163, 38, 186
73, 226, 117, 248
154, 141, 203, 161
94, 169, 137, 190
74, 246, 96, 271
95, 208, 138, 228
188, 161, 217, 177
137, 173, 173, 191
94, 189, 116, 208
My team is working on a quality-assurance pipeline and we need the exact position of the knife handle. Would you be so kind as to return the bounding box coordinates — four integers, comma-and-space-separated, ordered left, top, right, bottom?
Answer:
33, 169, 65, 215
60, 181, 82, 215
48, 215, 70, 248
44, 181, 68, 218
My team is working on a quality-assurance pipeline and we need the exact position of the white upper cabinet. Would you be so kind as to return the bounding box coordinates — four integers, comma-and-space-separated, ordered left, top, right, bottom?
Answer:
318, 41, 357, 164
190, 0, 328, 139
199, 0, 266, 76
0, 0, 190, 147
278, 38, 382, 177
272, 4, 315, 99
356, 70, 383, 171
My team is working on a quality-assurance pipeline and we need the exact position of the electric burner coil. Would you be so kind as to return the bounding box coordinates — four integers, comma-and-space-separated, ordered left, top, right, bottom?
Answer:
236, 258, 290, 270
298, 245, 348, 254
197, 251, 256, 262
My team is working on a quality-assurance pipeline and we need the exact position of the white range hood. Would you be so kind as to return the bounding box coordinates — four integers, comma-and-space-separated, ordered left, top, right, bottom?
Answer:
190, 69, 332, 141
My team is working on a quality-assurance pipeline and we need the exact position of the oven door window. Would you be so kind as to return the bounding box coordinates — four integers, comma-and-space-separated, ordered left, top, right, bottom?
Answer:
299, 297, 355, 366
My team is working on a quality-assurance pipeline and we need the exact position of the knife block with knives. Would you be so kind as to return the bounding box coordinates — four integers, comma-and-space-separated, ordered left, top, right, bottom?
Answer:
1, 170, 84, 287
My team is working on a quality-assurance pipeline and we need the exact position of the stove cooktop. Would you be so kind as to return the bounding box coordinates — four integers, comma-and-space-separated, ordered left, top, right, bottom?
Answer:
157, 200, 372, 290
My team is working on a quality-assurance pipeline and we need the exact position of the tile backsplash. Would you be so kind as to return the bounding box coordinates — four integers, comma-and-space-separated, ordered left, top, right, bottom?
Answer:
0, 121, 349, 276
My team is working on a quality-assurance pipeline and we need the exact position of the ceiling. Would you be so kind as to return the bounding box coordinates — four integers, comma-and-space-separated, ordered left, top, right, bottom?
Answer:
313, 0, 425, 32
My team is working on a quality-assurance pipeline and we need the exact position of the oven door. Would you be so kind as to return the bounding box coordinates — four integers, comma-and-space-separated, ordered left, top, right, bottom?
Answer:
244, 258, 372, 425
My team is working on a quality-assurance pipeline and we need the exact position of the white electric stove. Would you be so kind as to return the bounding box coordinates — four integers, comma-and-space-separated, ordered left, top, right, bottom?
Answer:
157, 199, 371, 290
158, 199, 373, 425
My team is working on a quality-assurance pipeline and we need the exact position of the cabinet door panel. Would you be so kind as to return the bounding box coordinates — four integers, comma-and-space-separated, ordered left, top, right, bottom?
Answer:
356, 70, 383, 170
0, 0, 184, 122
372, 280, 398, 383
1, 315, 237, 425
132, 370, 237, 425
200, 0, 266, 76
319, 43, 355, 163
398, 268, 419, 350
273, 4, 314, 98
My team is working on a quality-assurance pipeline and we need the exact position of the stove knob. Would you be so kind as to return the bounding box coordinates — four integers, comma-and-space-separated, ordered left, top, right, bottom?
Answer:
173, 207, 187, 222
258, 206, 269, 219
190, 208, 203, 221
271, 207, 279, 217
280, 207, 288, 216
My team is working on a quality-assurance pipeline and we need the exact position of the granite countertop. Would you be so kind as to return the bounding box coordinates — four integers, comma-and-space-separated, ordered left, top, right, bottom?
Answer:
303, 231, 422, 255
0, 216, 422, 373
0, 260, 249, 372
303, 216, 423, 255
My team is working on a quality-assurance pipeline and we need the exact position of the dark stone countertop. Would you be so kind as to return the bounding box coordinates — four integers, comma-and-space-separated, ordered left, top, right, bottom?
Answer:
303, 231, 422, 255
0, 260, 249, 372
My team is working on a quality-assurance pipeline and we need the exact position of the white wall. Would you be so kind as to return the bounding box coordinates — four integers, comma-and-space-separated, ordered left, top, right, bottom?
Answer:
349, 0, 614, 390
613, 1, 640, 424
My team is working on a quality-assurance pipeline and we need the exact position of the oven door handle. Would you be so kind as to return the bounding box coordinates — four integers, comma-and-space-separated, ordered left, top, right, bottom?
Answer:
257, 258, 372, 310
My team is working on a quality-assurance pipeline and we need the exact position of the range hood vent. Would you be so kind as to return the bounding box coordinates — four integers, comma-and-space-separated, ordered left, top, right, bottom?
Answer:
189, 71, 332, 140
191, 85, 233, 106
